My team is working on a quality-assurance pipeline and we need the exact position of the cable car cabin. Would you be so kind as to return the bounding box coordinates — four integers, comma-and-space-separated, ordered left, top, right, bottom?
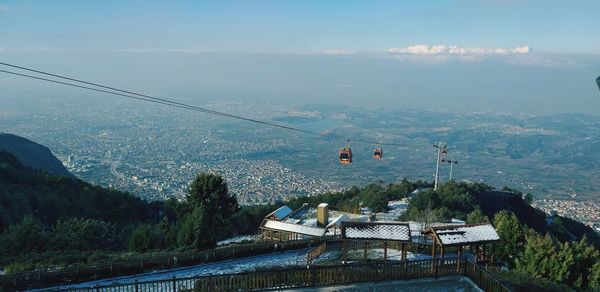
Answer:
373, 147, 383, 159
338, 147, 353, 164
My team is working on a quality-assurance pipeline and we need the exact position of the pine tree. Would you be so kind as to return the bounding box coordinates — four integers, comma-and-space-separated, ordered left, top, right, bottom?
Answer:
179, 173, 239, 249
548, 242, 573, 283
569, 236, 600, 288
589, 261, 600, 290
493, 210, 523, 265
466, 209, 489, 224
176, 214, 195, 248
157, 215, 176, 249
128, 224, 156, 252
515, 234, 556, 279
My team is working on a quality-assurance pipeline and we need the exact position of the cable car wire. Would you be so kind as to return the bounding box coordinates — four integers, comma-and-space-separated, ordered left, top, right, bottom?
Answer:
0, 62, 403, 146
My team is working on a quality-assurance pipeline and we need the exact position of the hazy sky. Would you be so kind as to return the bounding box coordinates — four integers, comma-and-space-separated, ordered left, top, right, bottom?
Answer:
1, 1, 600, 114
1, 0, 600, 53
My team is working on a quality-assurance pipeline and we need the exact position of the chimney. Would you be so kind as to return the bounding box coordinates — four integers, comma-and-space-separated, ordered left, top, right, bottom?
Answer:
317, 203, 329, 227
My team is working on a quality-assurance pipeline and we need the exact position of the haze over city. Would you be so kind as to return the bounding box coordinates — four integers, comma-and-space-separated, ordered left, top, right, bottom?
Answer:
1, 0, 600, 114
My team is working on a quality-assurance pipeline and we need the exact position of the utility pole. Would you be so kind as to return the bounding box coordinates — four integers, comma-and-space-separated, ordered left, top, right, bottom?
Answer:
433, 142, 447, 190
441, 159, 458, 181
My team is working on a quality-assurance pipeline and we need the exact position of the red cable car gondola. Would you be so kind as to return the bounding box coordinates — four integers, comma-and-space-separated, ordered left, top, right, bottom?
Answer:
338, 139, 353, 164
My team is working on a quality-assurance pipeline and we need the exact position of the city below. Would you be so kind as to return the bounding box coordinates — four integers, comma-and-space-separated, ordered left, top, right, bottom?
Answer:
3, 99, 600, 232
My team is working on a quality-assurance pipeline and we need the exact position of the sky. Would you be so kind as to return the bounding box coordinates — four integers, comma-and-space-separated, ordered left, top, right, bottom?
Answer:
1, 0, 600, 53
1, 0, 600, 114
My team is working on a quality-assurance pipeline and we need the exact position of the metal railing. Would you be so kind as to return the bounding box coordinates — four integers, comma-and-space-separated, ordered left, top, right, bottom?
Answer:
0, 239, 322, 291
64, 258, 511, 292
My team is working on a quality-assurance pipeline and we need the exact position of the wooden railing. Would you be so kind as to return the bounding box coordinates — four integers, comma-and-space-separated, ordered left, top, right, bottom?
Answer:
465, 260, 513, 292
64, 258, 512, 292
306, 241, 328, 264
0, 239, 322, 291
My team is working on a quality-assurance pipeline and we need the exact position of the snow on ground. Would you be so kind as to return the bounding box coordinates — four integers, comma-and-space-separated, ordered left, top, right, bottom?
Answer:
311, 250, 342, 264
284, 276, 482, 292
216, 234, 259, 246
312, 248, 459, 264
34, 248, 311, 291
344, 249, 436, 261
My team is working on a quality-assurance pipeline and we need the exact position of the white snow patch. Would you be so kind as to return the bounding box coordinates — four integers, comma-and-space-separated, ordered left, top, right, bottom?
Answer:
217, 234, 258, 246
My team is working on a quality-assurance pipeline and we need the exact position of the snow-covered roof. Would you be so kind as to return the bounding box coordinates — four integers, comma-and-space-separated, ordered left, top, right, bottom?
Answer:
408, 221, 465, 238
261, 219, 327, 237
267, 206, 293, 220
318, 203, 329, 208
425, 224, 500, 246
341, 222, 411, 242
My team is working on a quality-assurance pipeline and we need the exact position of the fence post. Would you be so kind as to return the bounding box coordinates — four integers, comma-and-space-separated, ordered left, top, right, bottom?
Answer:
172, 276, 177, 291
135, 279, 139, 292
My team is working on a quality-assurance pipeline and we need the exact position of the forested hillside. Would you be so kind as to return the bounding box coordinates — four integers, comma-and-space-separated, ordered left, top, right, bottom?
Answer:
0, 151, 164, 231
0, 133, 73, 177
0, 151, 273, 271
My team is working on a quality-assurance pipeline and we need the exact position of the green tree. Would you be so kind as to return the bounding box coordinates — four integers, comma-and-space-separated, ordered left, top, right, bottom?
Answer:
176, 214, 195, 248
515, 234, 556, 279
0, 216, 47, 257
589, 261, 600, 290
494, 211, 524, 265
128, 224, 158, 252
568, 236, 600, 288
179, 173, 238, 249
547, 242, 574, 283
156, 216, 176, 249
358, 184, 387, 212
51, 218, 117, 250
190, 206, 210, 248
409, 190, 441, 211
384, 178, 414, 200
466, 209, 490, 224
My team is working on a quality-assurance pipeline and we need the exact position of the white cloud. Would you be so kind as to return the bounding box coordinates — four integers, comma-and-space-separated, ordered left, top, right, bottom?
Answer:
388, 44, 532, 55
0, 4, 10, 12
510, 46, 532, 54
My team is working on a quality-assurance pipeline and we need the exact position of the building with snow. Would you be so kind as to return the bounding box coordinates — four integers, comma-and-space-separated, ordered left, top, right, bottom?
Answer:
260, 204, 502, 268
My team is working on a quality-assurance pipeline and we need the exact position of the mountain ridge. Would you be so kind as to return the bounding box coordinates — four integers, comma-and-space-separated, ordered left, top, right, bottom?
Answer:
0, 133, 73, 178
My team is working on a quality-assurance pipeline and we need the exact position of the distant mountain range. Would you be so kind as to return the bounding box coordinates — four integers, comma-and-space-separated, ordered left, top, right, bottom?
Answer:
0, 133, 73, 177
